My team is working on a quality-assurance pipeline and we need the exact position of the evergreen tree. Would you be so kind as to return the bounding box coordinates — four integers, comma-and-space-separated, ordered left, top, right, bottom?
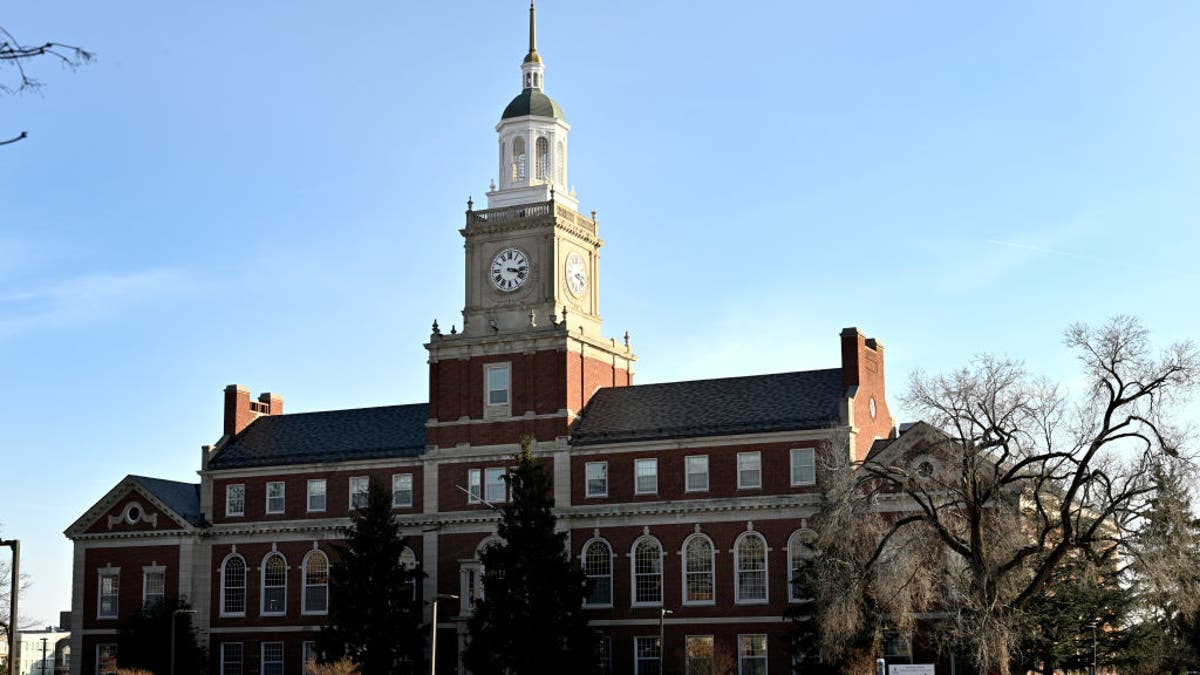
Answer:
318, 478, 424, 675
463, 437, 596, 675
115, 596, 206, 675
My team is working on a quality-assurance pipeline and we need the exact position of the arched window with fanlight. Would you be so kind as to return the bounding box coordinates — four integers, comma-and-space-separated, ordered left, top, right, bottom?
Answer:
399, 547, 419, 602
536, 137, 550, 180
556, 141, 565, 185
512, 137, 527, 181
261, 552, 287, 615
788, 530, 817, 603
682, 533, 715, 605
220, 554, 247, 616
631, 536, 663, 606
734, 532, 768, 604
582, 539, 613, 607
302, 550, 329, 614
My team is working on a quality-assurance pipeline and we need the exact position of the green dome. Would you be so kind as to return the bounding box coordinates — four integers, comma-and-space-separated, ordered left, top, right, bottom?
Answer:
501, 88, 565, 121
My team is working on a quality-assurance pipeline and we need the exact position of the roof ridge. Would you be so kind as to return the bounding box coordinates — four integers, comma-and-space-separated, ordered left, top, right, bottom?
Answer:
248, 401, 426, 420
129, 474, 199, 487
615, 367, 841, 390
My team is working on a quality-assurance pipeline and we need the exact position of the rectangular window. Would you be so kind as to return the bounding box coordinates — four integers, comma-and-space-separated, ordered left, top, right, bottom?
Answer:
634, 636, 661, 675
261, 642, 284, 675
685, 635, 714, 675
737, 452, 762, 489
791, 448, 816, 486
220, 643, 243, 675
467, 469, 482, 504
392, 473, 414, 508
349, 476, 369, 509
302, 642, 318, 674
97, 572, 119, 619
307, 479, 326, 512
225, 484, 245, 517
96, 644, 117, 675
265, 481, 285, 514
738, 635, 768, 675
485, 467, 507, 503
142, 570, 165, 609
596, 636, 612, 675
635, 458, 658, 495
585, 462, 608, 497
485, 363, 510, 406
685, 455, 709, 492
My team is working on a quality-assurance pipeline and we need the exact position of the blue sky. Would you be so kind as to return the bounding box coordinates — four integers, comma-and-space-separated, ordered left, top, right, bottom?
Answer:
2, 1, 1198, 626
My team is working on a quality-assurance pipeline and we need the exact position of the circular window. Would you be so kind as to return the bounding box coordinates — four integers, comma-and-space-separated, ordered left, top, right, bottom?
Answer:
916, 461, 935, 478
126, 504, 142, 524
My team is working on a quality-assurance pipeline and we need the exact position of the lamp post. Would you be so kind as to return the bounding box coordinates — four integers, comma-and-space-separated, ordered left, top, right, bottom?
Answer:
1092, 622, 1098, 675
169, 609, 196, 675
1, 539, 19, 675
428, 594, 459, 675
40, 638, 47, 675
659, 608, 673, 673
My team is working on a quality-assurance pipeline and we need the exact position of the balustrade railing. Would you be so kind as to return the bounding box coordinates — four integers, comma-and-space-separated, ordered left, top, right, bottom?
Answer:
468, 200, 596, 233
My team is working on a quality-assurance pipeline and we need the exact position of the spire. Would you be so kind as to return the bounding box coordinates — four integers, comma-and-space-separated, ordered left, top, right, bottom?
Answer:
524, 1, 541, 64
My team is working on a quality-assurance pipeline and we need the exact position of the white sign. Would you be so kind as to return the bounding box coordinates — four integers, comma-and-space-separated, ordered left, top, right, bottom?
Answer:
889, 666, 934, 675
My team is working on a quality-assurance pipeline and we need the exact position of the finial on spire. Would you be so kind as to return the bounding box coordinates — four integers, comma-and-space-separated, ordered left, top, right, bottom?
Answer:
524, 1, 542, 64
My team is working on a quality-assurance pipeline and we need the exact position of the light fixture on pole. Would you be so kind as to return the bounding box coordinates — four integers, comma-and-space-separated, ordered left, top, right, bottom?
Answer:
0, 539, 20, 675
169, 608, 196, 675
429, 594, 459, 675
659, 608, 673, 670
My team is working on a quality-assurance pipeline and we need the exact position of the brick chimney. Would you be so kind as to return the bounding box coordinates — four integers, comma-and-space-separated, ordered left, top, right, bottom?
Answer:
223, 384, 283, 437
840, 327, 894, 460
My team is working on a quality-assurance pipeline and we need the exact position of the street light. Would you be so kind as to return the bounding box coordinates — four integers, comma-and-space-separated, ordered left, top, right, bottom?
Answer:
169, 608, 196, 675
428, 594, 459, 675
659, 608, 673, 673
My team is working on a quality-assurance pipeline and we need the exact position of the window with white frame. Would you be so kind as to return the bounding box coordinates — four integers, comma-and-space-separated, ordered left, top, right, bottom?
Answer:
220, 555, 246, 615
512, 137, 526, 181
142, 569, 165, 609
261, 642, 284, 675
790, 447, 816, 486
683, 534, 714, 604
685, 455, 709, 492
349, 476, 369, 509
485, 467, 507, 503
261, 553, 287, 615
536, 136, 550, 180
595, 636, 612, 675
301, 643, 318, 674
96, 644, 118, 675
399, 547, 419, 602
788, 530, 817, 602
225, 484, 245, 517
485, 363, 510, 407
265, 481, 285, 514
632, 536, 663, 606
97, 571, 119, 619
735, 533, 768, 603
634, 458, 658, 495
219, 643, 242, 675
585, 462, 608, 497
583, 539, 612, 606
467, 468, 483, 503
685, 635, 714, 675
392, 473, 413, 508
737, 452, 762, 489
634, 636, 661, 675
307, 479, 326, 512
738, 634, 767, 675
303, 551, 329, 614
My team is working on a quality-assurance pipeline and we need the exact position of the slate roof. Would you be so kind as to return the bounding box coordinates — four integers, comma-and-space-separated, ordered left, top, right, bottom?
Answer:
207, 403, 428, 470
502, 88, 565, 120
571, 369, 846, 446
129, 475, 203, 526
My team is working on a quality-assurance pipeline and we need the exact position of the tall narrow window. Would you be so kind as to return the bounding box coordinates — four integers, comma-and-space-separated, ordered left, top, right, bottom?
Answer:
261, 642, 284, 675
596, 636, 612, 675
735, 533, 768, 603
307, 479, 326, 512
683, 535, 714, 604
737, 451, 762, 489
791, 447, 816, 486
738, 635, 768, 675
221, 555, 246, 615
634, 636, 661, 675
349, 476, 369, 509
585, 462, 608, 497
788, 530, 816, 602
301, 643, 318, 674
225, 484, 245, 517
467, 468, 482, 503
400, 547, 419, 602
486, 363, 510, 407
632, 536, 663, 606
265, 481, 285, 514
512, 137, 526, 181
583, 539, 613, 606
635, 458, 658, 495
219, 643, 242, 675
97, 572, 119, 619
536, 137, 550, 180
142, 569, 165, 609
96, 645, 118, 675
685, 635, 714, 675
685, 456, 709, 492
303, 551, 329, 614
392, 473, 414, 508
556, 141, 565, 185
261, 553, 287, 615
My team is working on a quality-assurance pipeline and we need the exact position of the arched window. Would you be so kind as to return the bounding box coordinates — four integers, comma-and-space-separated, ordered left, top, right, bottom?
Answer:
682, 534, 715, 604
261, 553, 287, 615
583, 539, 613, 607
735, 533, 768, 604
536, 137, 550, 180
631, 536, 663, 606
302, 551, 329, 614
220, 554, 246, 615
400, 547, 419, 602
512, 137, 526, 181
788, 530, 817, 603
556, 141, 565, 185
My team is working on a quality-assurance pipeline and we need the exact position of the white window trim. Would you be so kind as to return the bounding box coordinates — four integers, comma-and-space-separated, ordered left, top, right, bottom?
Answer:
349, 476, 369, 510
220, 643, 243, 675
259, 552, 288, 617
260, 642, 284, 675
141, 565, 166, 609
225, 484, 245, 517
581, 537, 614, 609
484, 467, 508, 503
265, 481, 285, 515
306, 479, 326, 513
737, 634, 769, 675
96, 569, 119, 620
301, 550, 329, 616
680, 533, 716, 606
733, 531, 770, 605
585, 461, 608, 498
630, 535, 664, 608
483, 362, 512, 416
634, 458, 658, 496
95, 644, 118, 675
685, 634, 716, 675
737, 451, 762, 490
467, 468, 482, 504
684, 455, 709, 493
633, 636, 661, 675
790, 447, 816, 486
787, 529, 817, 603
218, 553, 247, 617
392, 473, 414, 508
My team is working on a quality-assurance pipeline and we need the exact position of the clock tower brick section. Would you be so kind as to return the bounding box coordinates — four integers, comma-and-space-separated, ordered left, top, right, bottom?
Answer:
65, 5, 905, 675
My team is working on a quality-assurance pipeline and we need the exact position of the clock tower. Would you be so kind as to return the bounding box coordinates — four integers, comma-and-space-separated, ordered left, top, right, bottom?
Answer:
424, 2, 635, 449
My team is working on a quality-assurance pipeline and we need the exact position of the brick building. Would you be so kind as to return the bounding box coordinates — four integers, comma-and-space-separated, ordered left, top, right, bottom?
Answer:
65, 5, 898, 674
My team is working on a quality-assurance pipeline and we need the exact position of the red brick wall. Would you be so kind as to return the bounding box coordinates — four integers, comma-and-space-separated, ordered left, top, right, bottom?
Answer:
841, 329, 895, 460
600, 622, 792, 675
84, 493, 189, 534
82, 545, 181, 628
206, 633, 322, 675
211, 466, 423, 524
436, 456, 553, 513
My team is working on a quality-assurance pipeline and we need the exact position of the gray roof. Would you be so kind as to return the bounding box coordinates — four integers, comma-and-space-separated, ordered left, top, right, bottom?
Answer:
571, 369, 845, 446
129, 475, 203, 526
502, 88, 565, 120
207, 403, 428, 470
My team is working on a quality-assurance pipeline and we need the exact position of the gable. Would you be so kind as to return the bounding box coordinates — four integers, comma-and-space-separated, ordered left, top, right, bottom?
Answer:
66, 476, 200, 538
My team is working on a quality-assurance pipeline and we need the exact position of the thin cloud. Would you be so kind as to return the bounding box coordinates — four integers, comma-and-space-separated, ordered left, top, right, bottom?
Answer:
986, 239, 1115, 265
0, 268, 185, 339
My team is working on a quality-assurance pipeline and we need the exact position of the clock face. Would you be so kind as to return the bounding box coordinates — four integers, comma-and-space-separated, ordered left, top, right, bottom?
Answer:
490, 247, 530, 292
565, 251, 587, 297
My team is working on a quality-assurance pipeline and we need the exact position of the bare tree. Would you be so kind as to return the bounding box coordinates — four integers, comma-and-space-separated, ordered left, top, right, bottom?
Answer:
1, 23, 93, 144
797, 317, 1199, 674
